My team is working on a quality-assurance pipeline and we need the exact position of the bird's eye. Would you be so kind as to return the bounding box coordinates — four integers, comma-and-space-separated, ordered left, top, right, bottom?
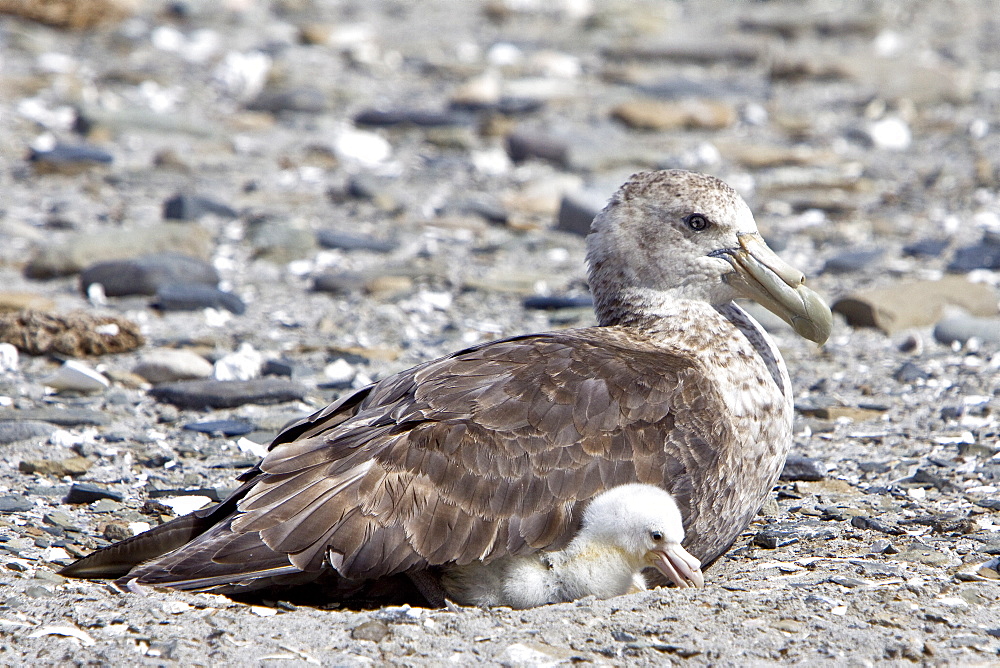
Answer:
685, 214, 710, 231
650, 530, 663, 541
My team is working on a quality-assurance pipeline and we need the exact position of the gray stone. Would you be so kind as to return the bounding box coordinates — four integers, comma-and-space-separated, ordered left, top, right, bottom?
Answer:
182, 419, 256, 436
80, 253, 219, 297
246, 87, 328, 113
0, 420, 57, 445
354, 108, 472, 128
933, 312, 1000, 345
25, 225, 213, 279
162, 194, 237, 221
29, 143, 113, 173
0, 408, 110, 427
555, 189, 606, 236
506, 128, 569, 166
948, 238, 1000, 272
63, 483, 123, 505
0, 495, 33, 513
149, 378, 308, 409
153, 284, 246, 315
316, 230, 397, 253
780, 455, 825, 481
753, 521, 839, 548
133, 349, 214, 384
822, 248, 884, 274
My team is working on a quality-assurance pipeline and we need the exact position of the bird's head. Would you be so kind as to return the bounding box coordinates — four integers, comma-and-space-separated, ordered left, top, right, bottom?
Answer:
586, 169, 831, 344
582, 484, 704, 588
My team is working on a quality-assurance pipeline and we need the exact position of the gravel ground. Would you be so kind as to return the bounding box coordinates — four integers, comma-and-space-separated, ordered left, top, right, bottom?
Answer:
1, 0, 999, 665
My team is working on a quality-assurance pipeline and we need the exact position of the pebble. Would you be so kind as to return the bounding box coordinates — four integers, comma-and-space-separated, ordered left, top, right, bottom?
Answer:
245, 87, 328, 114
79, 253, 220, 297
63, 483, 123, 505
332, 126, 392, 166
555, 189, 607, 236
866, 117, 912, 151
896, 543, 956, 567
0, 495, 34, 513
0, 293, 56, 313
354, 108, 471, 128
213, 344, 263, 381
903, 238, 949, 258
947, 238, 1000, 272
316, 230, 398, 253
19, 456, 92, 478
831, 277, 997, 334
505, 128, 569, 166
0, 421, 58, 445
779, 455, 826, 482
148, 378, 308, 409
0, 407, 110, 426
893, 361, 930, 383
133, 349, 215, 384
29, 143, 113, 174
0, 342, 18, 372
753, 521, 839, 549
933, 313, 1000, 345
822, 248, 884, 274
24, 225, 213, 279
247, 217, 318, 264
0, 0, 134, 29
851, 516, 906, 536
182, 420, 256, 437
351, 620, 391, 642
312, 272, 367, 295
42, 360, 110, 393
162, 194, 238, 221
153, 284, 246, 315
611, 99, 736, 131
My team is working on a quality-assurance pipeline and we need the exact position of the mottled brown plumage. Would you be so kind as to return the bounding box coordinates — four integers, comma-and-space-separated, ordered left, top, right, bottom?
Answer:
62, 170, 832, 605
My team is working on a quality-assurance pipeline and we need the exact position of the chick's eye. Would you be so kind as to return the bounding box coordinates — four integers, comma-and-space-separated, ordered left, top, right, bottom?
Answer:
650, 531, 663, 542
685, 213, 709, 231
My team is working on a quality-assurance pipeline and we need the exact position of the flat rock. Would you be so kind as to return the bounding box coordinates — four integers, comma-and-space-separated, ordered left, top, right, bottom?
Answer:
162, 194, 237, 221
505, 128, 570, 166
0, 421, 58, 445
42, 360, 109, 392
0, 0, 133, 29
611, 99, 736, 131
25, 225, 213, 279
831, 277, 998, 334
133, 349, 214, 384
0, 293, 56, 313
245, 87, 328, 114
0, 407, 110, 426
555, 189, 607, 236
316, 230, 398, 253
753, 520, 840, 549
822, 248, 884, 274
0, 310, 144, 356
19, 456, 92, 478
148, 378, 308, 409
0, 495, 34, 513
780, 455, 826, 481
29, 143, 113, 174
182, 419, 256, 436
80, 253, 219, 297
63, 483, 123, 504
153, 284, 246, 315
933, 312, 1000, 345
